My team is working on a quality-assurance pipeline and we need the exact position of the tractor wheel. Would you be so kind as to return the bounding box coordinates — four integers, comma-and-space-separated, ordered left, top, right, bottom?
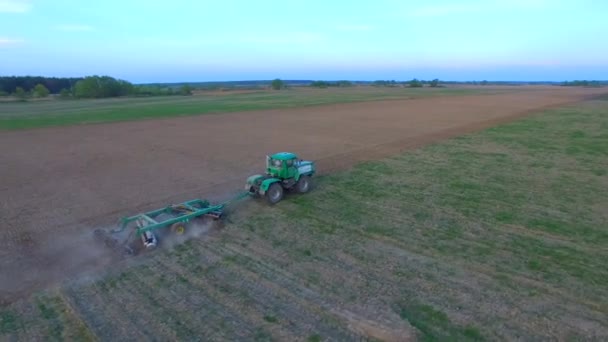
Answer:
171, 222, 186, 235
296, 176, 311, 193
249, 186, 261, 198
266, 183, 284, 205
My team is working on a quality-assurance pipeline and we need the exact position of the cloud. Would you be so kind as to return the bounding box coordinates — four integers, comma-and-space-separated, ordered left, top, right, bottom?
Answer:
0, 37, 24, 46
410, 4, 478, 17
0, 0, 31, 13
409, 0, 547, 17
336, 24, 373, 32
54, 24, 95, 32
240, 32, 324, 44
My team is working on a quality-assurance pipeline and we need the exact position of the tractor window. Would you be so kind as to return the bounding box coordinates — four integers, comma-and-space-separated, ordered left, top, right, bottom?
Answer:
272, 159, 281, 167
286, 159, 294, 167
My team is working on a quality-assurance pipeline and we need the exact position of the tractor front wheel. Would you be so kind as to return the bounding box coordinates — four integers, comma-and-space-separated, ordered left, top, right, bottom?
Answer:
296, 176, 311, 193
266, 183, 284, 205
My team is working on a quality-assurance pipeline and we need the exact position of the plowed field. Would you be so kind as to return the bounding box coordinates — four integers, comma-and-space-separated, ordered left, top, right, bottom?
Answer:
0, 87, 603, 300
0, 87, 608, 341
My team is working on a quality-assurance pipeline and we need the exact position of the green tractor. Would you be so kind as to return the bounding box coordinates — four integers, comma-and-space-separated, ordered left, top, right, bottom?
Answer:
246, 152, 316, 204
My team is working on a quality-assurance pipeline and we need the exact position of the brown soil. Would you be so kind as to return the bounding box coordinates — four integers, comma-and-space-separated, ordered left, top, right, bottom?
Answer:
0, 86, 605, 302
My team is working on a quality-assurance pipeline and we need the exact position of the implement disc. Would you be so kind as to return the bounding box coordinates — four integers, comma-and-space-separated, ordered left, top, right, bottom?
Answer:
171, 222, 186, 235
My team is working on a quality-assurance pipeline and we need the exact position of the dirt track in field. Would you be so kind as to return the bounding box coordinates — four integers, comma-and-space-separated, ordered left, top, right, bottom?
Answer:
0, 86, 606, 301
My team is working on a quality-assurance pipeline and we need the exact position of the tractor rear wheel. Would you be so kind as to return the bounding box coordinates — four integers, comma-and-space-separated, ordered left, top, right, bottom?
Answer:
266, 183, 284, 205
296, 176, 311, 193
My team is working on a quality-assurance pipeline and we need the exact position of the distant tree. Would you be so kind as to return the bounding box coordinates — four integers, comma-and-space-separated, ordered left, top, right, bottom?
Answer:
481, 80, 488, 86
203, 84, 221, 91
311, 81, 330, 88
59, 88, 71, 99
33, 83, 50, 98
137, 85, 159, 96
74, 76, 134, 98
271, 79, 285, 90
336, 80, 353, 87
74, 77, 98, 98
14, 86, 28, 101
310, 80, 353, 88
179, 84, 193, 95
429, 79, 440, 88
373, 80, 399, 87
117, 79, 135, 96
409, 79, 423, 88
135, 84, 180, 96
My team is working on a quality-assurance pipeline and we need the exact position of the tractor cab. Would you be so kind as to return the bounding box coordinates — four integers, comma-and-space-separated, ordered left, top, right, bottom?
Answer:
266, 152, 298, 180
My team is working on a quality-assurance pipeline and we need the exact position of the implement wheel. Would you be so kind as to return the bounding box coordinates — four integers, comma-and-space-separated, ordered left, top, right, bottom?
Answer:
266, 183, 284, 205
296, 176, 311, 193
171, 222, 186, 235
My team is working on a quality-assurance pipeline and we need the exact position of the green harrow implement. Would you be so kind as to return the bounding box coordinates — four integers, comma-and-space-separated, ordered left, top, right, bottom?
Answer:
95, 152, 316, 256
95, 192, 250, 255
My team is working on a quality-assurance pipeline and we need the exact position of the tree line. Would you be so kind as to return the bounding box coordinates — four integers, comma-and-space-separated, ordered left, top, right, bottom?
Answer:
561, 80, 605, 87
371, 79, 441, 88
0, 76, 81, 95
267, 78, 443, 89
1, 75, 194, 100
309, 80, 353, 88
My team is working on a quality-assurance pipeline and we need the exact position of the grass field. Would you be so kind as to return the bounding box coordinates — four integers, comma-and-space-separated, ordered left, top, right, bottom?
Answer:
1, 99, 606, 340
0, 86, 500, 130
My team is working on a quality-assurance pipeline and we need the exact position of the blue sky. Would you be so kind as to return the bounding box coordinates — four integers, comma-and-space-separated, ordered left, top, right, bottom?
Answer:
0, 0, 607, 82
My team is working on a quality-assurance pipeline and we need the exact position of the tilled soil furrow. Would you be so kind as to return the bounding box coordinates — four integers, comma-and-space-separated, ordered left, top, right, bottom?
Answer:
220, 226, 404, 300
366, 227, 608, 310
162, 242, 339, 339
153, 254, 302, 341
133, 256, 255, 340
59, 287, 109, 340
64, 280, 162, 341
206, 242, 407, 339
202, 259, 360, 340
358, 235, 608, 338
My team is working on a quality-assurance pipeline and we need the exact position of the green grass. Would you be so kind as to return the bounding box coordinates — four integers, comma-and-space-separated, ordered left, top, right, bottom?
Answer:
0, 86, 496, 130
0, 310, 20, 334
307, 334, 322, 342
263, 314, 278, 323
396, 301, 484, 341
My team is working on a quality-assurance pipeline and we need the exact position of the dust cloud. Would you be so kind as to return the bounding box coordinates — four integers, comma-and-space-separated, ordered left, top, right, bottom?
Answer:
0, 218, 221, 304
158, 218, 215, 250
0, 228, 121, 303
